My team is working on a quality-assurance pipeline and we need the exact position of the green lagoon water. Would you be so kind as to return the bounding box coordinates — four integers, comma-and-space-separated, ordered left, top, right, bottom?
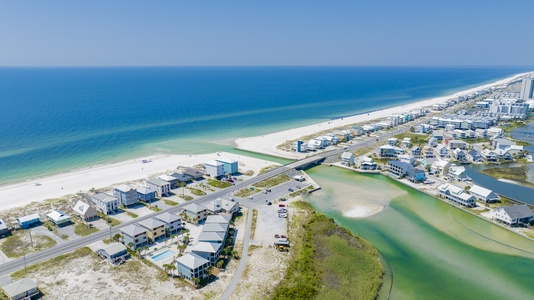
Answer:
306, 166, 534, 300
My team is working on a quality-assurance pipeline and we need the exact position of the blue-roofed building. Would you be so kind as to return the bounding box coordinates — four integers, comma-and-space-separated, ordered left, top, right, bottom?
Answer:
17, 214, 41, 229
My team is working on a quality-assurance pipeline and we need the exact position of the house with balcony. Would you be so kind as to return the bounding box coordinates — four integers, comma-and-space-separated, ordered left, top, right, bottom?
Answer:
46, 210, 70, 226
96, 242, 129, 265
1, 278, 39, 300
198, 231, 226, 244
16, 214, 41, 229
428, 137, 438, 148
398, 154, 415, 165
205, 196, 239, 216
72, 200, 98, 222
380, 145, 396, 158
357, 157, 377, 170
341, 152, 355, 166
191, 242, 223, 265
481, 149, 498, 162
411, 146, 422, 159
407, 167, 426, 182
0, 219, 9, 238
113, 185, 138, 207
215, 159, 239, 175
467, 149, 483, 163
176, 253, 210, 281
448, 165, 471, 181
146, 178, 171, 197
155, 212, 182, 235
448, 140, 468, 150
387, 138, 398, 146
493, 205, 534, 227
436, 144, 448, 157
121, 224, 148, 249
401, 137, 412, 148
138, 218, 166, 243
182, 168, 204, 180
453, 149, 467, 162
91, 193, 119, 215
183, 203, 209, 223
387, 161, 413, 178
205, 214, 231, 225
136, 186, 157, 203
469, 185, 500, 203
430, 160, 450, 175
438, 184, 476, 207
205, 160, 225, 178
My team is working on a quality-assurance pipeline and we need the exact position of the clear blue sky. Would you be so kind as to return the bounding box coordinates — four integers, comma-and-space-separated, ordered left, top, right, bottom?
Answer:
1, 1, 533, 66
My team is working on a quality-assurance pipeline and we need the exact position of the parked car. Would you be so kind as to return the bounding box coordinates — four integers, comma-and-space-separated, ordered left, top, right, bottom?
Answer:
288, 188, 294, 192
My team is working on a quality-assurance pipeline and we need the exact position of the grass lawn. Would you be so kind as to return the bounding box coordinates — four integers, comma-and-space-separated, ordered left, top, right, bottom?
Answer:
187, 187, 206, 196
352, 146, 373, 157
178, 195, 194, 201
393, 132, 429, 146
1, 231, 57, 258
163, 199, 178, 206
125, 211, 139, 218
98, 213, 121, 226
252, 174, 290, 189
74, 223, 99, 236
234, 188, 260, 198
207, 179, 233, 189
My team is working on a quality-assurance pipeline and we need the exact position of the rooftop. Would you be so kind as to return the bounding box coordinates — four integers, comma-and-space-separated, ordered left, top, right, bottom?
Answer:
92, 193, 118, 203
176, 253, 209, 269
1, 278, 37, 298
121, 224, 147, 237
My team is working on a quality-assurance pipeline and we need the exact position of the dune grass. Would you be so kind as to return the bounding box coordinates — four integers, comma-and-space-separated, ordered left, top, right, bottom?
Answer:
207, 179, 233, 189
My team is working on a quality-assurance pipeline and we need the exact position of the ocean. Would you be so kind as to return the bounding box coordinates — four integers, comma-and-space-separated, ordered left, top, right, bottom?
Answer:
0, 66, 531, 185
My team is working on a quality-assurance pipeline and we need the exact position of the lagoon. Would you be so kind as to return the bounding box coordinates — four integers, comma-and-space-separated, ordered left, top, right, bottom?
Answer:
306, 166, 534, 300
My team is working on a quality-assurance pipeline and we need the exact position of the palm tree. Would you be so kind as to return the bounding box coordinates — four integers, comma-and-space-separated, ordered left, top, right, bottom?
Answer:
113, 233, 122, 243
143, 245, 149, 256
136, 247, 142, 258
127, 242, 134, 250
170, 234, 175, 245
162, 264, 170, 274
191, 277, 200, 289
168, 264, 176, 276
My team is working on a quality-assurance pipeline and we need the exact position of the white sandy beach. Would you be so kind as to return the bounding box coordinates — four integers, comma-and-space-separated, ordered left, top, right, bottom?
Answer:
235, 73, 528, 158
0, 152, 276, 212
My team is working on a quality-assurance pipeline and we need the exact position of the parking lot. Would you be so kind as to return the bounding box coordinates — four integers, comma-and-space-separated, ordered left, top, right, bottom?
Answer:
240, 179, 309, 208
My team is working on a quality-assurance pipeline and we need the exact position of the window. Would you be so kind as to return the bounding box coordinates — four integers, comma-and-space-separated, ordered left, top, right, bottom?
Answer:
135, 239, 138, 243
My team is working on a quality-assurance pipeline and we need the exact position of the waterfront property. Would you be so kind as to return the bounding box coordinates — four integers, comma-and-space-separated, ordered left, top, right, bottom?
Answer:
493, 205, 534, 226
388, 161, 413, 178
113, 184, 138, 207
72, 200, 98, 222
138, 218, 166, 243
181, 167, 205, 180
469, 184, 500, 203
341, 152, 355, 166
191, 242, 223, 265
154, 212, 182, 235
176, 253, 210, 281
1, 278, 39, 300
205, 160, 225, 178
357, 157, 377, 170
146, 178, 171, 197
121, 224, 148, 249
46, 210, 70, 226
448, 165, 471, 181
168, 172, 193, 184
430, 160, 450, 175
216, 158, 239, 175
0, 219, 9, 237
96, 242, 129, 265
205, 214, 231, 225
136, 186, 157, 203
205, 196, 240, 216
16, 213, 41, 229
398, 154, 415, 165
197, 231, 226, 244
467, 149, 483, 163
438, 184, 476, 207
91, 193, 119, 215
183, 203, 209, 223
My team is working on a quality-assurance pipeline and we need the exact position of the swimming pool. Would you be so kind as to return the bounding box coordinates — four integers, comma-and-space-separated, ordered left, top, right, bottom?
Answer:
151, 250, 175, 262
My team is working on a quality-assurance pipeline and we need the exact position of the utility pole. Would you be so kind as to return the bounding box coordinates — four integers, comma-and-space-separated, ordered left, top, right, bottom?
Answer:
29, 229, 33, 248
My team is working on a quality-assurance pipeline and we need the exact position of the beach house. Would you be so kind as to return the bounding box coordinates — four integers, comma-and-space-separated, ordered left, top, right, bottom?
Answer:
136, 186, 157, 203
138, 218, 166, 242
401, 138, 412, 148
155, 212, 182, 235
182, 168, 204, 180
183, 203, 209, 223
380, 145, 396, 158
0, 219, 9, 238
436, 144, 448, 157
448, 140, 468, 150
205, 196, 240, 216
205, 214, 231, 225
16, 214, 41, 229
341, 152, 355, 166
453, 148, 467, 162
146, 178, 171, 197
176, 253, 210, 281
493, 205, 534, 227
481, 149, 498, 162
428, 137, 438, 148
431, 160, 450, 175
357, 157, 377, 170
407, 167, 426, 182
215, 158, 239, 175
469, 185, 500, 203
158, 174, 181, 188
447, 165, 471, 181
291, 140, 308, 152
387, 138, 398, 146
423, 146, 435, 158
387, 161, 413, 178
91, 193, 119, 215
198, 231, 226, 244
191, 242, 223, 265
120, 224, 148, 249
72, 200, 98, 222
168, 172, 193, 184
113, 185, 138, 207
398, 154, 415, 165
205, 160, 225, 178
96, 242, 129, 265
1, 278, 39, 300
202, 222, 229, 236
411, 146, 422, 159
467, 149, 483, 163
438, 184, 476, 207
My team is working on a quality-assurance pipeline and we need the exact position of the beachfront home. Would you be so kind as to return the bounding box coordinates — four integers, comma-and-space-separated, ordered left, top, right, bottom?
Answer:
176, 253, 210, 281
379, 145, 396, 158
198, 231, 226, 244
155, 212, 182, 235
467, 149, 483, 163
308, 139, 325, 150
72, 200, 98, 222
182, 168, 204, 180
136, 186, 157, 203
205, 196, 239, 216
158, 174, 181, 188
357, 157, 377, 170
493, 205, 534, 227
16, 214, 40, 229
146, 178, 171, 197
494, 148, 513, 160
1, 278, 39, 300
183, 203, 209, 223
398, 154, 415, 165
0, 219, 9, 238
168, 172, 193, 184
216, 159, 239, 175
205, 160, 225, 178
91, 193, 119, 215
432, 131, 444, 141
438, 184, 476, 207
138, 218, 166, 242
341, 152, 355, 166
202, 222, 229, 235
46, 210, 70, 226
436, 144, 448, 157
430, 160, 450, 175
411, 146, 422, 159
448, 140, 468, 150
387, 161, 413, 178
417, 124, 432, 133
291, 140, 308, 152
205, 214, 231, 225
113, 185, 138, 207
407, 167, 426, 182
96, 242, 129, 265
191, 242, 223, 265
447, 165, 471, 182
121, 224, 148, 249
469, 185, 500, 203
475, 129, 488, 138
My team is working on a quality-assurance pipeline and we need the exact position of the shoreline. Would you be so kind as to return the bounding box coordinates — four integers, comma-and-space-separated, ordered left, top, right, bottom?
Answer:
235, 72, 529, 158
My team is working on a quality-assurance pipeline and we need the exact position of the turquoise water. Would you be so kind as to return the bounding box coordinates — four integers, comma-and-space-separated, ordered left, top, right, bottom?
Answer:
1, 66, 531, 185
306, 166, 534, 300
151, 250, 174, 262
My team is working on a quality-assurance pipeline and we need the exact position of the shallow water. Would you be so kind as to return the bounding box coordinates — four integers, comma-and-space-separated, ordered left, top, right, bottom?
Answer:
306, 166, 534, 300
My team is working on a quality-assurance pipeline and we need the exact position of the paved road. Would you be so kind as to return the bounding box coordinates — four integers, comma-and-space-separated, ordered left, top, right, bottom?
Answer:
220, 205, 253, 300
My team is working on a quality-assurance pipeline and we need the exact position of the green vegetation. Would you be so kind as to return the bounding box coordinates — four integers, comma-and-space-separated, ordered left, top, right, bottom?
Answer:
234, 187, 260, 198
288, 186, 314, 198
479, 166, 534, 187
125, 211, 139, 218
394, 132, 429, 146
97, 212, 121, 226
187, 187, 206, 196
250, 209, 258, 239
272, 202, 383, 300
248, 244, 261, 255
253, 174, 290, 189
259, 165, 279, 174
353, 146, 373, 157
11, 247, 93, 279
514, 140, 532, 147
461, 137, 490, 144
207, 179, 233, 189
1, 231, 57, 258
244, 170, 254, 176
178, 194, 194, 201
163, 199, 178, 206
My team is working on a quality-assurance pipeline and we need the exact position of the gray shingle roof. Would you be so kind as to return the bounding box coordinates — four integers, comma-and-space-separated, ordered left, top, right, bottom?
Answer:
501, 205, 534, 219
